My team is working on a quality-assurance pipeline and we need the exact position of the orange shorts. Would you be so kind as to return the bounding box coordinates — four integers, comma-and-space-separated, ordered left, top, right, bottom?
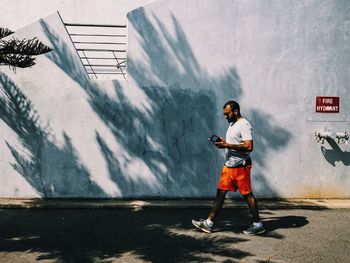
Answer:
217, 165, 252, 195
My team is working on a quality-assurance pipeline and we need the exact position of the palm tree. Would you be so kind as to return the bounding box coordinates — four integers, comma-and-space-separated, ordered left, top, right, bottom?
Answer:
0, 27, 52, 71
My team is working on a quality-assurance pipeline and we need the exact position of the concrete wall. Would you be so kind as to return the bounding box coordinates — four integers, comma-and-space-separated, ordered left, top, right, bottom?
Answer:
0, 0, 349, 198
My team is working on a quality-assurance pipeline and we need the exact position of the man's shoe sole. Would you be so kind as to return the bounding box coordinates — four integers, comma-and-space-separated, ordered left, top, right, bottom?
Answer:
243, 228, 266, 236
192, 221, 211, 233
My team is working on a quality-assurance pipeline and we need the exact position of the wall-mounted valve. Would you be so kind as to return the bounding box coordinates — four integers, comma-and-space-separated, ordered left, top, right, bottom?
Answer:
315, 129, 349, 144
315, 131, 335, 144
336, 131, 349, 144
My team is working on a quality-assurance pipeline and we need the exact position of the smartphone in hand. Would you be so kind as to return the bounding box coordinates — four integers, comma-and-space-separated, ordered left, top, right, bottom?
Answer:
208, 135, 222, 143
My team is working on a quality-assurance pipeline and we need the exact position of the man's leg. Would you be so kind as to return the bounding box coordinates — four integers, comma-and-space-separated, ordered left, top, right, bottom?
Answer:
192, 189, 227, 233
242, 192, 265, 235
243, 192, 260, 223
208, 189, 228, 221
192, 166, 232, 233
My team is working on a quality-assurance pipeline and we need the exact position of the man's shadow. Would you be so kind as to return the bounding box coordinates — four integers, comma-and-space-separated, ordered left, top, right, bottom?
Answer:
212, 209, 309, 238
263, 215, 309, 232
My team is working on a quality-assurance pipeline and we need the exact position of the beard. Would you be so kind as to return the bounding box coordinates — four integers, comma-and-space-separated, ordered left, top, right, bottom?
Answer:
227, 117, 234, 123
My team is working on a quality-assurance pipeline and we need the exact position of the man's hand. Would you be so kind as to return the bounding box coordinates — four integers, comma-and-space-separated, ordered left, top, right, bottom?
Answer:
214, 138, 227, 148
214, 138, 254, 151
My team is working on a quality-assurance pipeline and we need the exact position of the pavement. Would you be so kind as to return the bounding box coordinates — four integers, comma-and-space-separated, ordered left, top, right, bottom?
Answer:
0, 198, 349, 263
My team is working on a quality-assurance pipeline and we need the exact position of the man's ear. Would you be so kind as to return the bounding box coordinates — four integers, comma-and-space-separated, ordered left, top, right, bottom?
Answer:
233, 109, 239, 115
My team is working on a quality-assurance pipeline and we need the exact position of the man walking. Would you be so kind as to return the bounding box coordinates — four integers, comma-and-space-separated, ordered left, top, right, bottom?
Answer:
192, 100, 265, 235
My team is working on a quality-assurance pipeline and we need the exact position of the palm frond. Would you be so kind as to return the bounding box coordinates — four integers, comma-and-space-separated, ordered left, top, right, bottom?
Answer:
0, 37, 52, 55
0, 53, 35, 70
0, 27, 14, 39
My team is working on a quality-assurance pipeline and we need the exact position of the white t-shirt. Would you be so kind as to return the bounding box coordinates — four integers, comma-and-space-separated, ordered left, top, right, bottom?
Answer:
224, 118, 253, 167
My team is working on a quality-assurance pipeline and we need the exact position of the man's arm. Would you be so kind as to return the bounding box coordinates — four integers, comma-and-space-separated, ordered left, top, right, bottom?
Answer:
214, 138, 253, 152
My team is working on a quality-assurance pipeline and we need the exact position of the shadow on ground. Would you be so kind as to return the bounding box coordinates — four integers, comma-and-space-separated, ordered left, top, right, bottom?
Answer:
0, 207, 309, 263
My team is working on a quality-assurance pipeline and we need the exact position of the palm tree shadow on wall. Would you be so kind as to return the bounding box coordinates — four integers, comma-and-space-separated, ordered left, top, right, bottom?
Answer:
248, 109, 293, 196
126, 9, 293, 197
39, 18, 232, 197
0, 73, 103, 197
38, 8, 292, 197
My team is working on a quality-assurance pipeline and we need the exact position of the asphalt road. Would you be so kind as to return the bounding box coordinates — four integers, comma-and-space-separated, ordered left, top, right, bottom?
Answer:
0, 207, 349, 263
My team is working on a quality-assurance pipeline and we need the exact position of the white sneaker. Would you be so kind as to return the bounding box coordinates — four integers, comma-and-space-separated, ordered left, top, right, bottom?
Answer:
192, 219, 212, 233
243, 224, 266, 235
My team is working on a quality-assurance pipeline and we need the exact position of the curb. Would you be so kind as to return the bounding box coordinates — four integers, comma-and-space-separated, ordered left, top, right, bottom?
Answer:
0, 199, 350, 209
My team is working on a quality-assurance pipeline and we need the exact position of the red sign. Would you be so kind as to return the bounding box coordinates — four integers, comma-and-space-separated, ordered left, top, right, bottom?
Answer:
316, 96, 340, 113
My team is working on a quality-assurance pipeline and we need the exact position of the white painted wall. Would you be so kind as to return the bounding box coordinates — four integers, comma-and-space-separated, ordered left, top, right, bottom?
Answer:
0, 0, 349, 198
0, 0, 156, 29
